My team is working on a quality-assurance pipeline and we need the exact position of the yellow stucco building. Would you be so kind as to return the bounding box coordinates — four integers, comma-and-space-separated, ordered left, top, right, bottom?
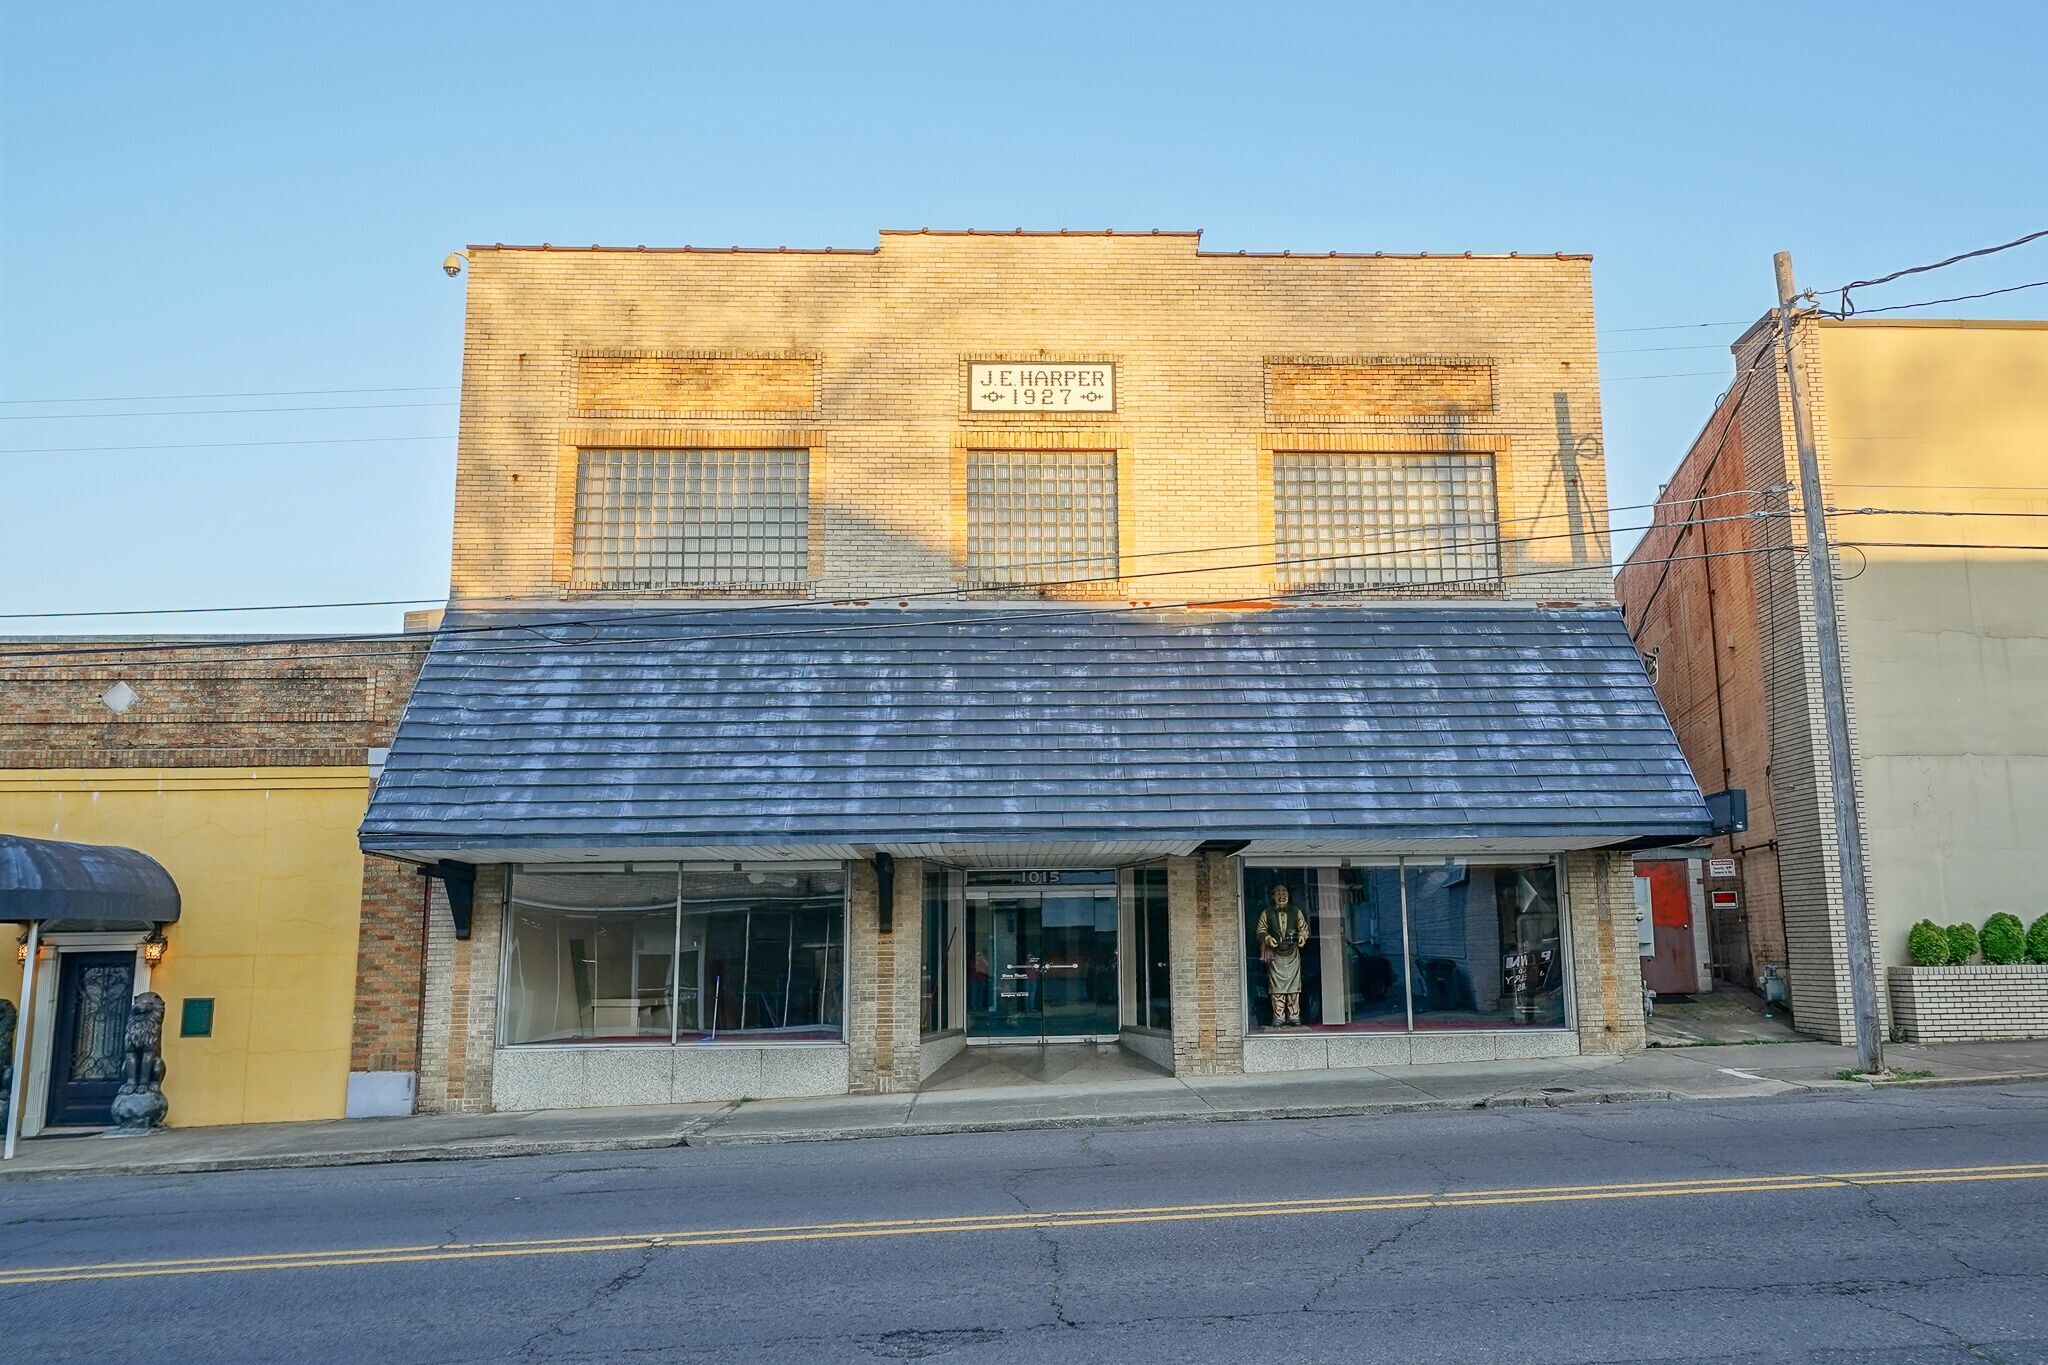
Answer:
1, 639, 427, 1132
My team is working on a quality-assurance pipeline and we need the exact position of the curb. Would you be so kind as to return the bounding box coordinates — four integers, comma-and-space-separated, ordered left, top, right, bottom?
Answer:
2, 1070, 2042, 1183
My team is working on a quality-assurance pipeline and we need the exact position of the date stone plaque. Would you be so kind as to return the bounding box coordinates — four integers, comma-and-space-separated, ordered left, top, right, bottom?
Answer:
969, 362, 1115, 413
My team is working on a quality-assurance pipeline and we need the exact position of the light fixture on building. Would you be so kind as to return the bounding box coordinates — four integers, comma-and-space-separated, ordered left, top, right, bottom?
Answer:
13, 936, 26, 965
142, 931, 169, 965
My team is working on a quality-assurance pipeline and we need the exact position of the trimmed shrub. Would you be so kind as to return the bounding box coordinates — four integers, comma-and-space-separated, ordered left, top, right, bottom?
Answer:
1907, 920, 1952, 967
1982, 913, 2026, 965
2028, 914, 2048, 966
1946, 921, 1980, 966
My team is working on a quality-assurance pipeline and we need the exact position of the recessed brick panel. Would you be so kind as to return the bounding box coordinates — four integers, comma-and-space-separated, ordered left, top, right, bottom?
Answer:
574, 354, 815, 415
1267, 359, 1495, 419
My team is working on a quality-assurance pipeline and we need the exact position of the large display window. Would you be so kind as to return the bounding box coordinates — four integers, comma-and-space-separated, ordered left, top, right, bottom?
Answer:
1242, 858, 1568, 1034
502, 865, 846, 1046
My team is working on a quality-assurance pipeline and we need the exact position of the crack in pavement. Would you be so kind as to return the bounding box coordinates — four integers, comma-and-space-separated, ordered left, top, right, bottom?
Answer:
517, 1241, 659, 1358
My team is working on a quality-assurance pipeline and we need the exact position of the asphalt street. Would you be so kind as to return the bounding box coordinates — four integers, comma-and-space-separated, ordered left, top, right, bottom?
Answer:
3, 1083, 2047, 1363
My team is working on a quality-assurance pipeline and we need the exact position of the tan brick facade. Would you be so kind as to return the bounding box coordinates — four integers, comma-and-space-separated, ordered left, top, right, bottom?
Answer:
447, 232, 1612, 606
395, 230, 1664, 1110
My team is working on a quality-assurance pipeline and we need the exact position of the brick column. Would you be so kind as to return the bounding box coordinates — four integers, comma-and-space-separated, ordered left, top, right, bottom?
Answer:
1166, 852, 1246, 1075
415, 864, 505, 1114
1568, 850, 1646, 1055
847, 857, 922, 1093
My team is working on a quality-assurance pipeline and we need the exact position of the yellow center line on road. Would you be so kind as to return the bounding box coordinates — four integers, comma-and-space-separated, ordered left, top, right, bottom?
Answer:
2, 1162, 2043, 1287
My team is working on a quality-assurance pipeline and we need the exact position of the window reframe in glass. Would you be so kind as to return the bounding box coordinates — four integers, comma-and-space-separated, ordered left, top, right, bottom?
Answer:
499, 862, 849, 1048
1237, 855, 1574, 1036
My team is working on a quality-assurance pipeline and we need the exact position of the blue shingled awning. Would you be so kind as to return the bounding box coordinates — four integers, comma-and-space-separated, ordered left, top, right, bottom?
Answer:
360, 605, 1712, 859
0, 835, 181, 931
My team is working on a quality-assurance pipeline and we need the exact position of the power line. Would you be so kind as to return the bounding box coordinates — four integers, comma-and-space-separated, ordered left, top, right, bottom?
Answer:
0, 539, 1821, 673
26, 529, 2048, 675
1823, 277, 2048, 319
0, 385, 455, 406
0, 486, 1784, 628
0, 597, 447, 622
1597, 320, 1752, 335
0, 433, 455, 456
0, 401, 457, 422
1829, 226, 2048, 316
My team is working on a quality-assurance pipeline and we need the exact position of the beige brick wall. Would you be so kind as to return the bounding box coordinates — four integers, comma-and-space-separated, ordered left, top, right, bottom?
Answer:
1890, 966, 2048, 1044
1568, 849, 1646, 1055
1165, 852, 1247, 1075
448, 233, 1612, 605
846, 857, 923, 1093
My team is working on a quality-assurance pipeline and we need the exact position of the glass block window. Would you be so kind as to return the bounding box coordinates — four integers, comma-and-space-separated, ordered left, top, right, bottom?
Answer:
966, 450, 1119, 585
1273, 453, 1500, 590
572, 448, 808, 590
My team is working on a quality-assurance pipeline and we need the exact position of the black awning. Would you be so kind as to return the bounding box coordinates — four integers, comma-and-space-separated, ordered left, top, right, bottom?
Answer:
0, 835, 181, 931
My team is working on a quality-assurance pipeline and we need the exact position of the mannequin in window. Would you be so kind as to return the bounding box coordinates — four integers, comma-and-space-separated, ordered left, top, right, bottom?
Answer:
1257, 884, 1311, 1026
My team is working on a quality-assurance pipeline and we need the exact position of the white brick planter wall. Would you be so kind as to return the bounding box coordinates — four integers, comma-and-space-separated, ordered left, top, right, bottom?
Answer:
1889, 965, 2048, 1044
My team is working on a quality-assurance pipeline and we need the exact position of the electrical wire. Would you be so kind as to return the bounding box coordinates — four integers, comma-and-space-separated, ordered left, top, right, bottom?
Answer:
0, 521, 1821, 673
1822, 277, 2048, 319
0, 401, 457, 422
0, 385, 456, 406
0, 433, 454, 456
0, 487, 1780, 624
1828, 227, 2048, 316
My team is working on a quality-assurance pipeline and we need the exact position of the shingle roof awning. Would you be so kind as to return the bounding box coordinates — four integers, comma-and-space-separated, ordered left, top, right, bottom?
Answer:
0, 835, 181, 931
360, 605, 1713, 859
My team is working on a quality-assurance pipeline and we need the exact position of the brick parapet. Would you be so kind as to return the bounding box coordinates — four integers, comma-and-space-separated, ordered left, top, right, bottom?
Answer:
0, 636, 430, 769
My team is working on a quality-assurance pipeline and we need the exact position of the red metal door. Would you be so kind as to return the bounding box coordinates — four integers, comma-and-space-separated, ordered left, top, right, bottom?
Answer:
1635, 860, 1698, 995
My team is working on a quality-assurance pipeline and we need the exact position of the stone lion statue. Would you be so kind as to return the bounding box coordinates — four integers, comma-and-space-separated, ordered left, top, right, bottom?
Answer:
109, 991, 168, 1134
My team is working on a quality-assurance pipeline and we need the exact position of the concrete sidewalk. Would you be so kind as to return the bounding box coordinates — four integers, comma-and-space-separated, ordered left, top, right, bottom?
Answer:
6, 1036, 2047, 1182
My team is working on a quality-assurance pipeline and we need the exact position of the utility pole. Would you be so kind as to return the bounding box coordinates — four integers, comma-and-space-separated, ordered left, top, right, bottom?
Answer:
1775, 250, 1884, 1076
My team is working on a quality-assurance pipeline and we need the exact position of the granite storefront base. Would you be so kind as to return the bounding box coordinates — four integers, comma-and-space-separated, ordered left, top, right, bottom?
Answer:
491, 1045, 852, 1110
1243, 1030, 1579, 1073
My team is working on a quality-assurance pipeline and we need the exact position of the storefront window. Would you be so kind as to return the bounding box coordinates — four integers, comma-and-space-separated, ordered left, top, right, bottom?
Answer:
1407, 861, 1566, 1030
678, 868, 844, 1041
503, 870, 679, 1045
922, 866, 957, 1036
1131, 865, 1172, 1030
1243, 859, 1565, 1033
502, 865, 845, 1046
1243, 865, 1406, 1032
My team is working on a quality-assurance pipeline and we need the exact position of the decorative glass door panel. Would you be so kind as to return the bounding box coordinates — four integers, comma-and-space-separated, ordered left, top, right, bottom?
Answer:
46, 951, 135, 1128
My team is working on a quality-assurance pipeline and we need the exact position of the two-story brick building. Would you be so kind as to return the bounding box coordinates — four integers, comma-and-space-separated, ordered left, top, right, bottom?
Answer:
362, 230, 1711, 1111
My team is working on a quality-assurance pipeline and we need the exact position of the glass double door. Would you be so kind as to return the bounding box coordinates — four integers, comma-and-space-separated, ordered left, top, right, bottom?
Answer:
967, 885, 1119, 1040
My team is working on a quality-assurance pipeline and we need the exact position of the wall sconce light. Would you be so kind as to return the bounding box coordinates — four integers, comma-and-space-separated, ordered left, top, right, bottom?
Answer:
14, 936, 26, 965
142, 931, 169, 966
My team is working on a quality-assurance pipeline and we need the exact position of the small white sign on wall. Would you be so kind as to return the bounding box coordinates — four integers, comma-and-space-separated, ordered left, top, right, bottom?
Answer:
1707, 857, 1738, 879
969, 362, 1115, 412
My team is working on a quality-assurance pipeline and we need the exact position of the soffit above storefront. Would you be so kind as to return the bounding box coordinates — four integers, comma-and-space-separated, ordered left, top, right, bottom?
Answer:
0, 834, 181, 930
360, 605, 1713, 857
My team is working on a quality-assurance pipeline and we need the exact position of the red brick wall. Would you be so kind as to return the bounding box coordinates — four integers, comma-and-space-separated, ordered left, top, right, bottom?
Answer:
1616, 397, 1787, 989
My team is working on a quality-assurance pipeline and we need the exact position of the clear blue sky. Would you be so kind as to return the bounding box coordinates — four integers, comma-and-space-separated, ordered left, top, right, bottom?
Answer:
5, 1, 2044, 635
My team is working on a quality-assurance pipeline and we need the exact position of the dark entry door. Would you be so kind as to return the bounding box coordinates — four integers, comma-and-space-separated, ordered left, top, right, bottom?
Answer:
46, 952, 135, 1127
966, 887, 1119, 1041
